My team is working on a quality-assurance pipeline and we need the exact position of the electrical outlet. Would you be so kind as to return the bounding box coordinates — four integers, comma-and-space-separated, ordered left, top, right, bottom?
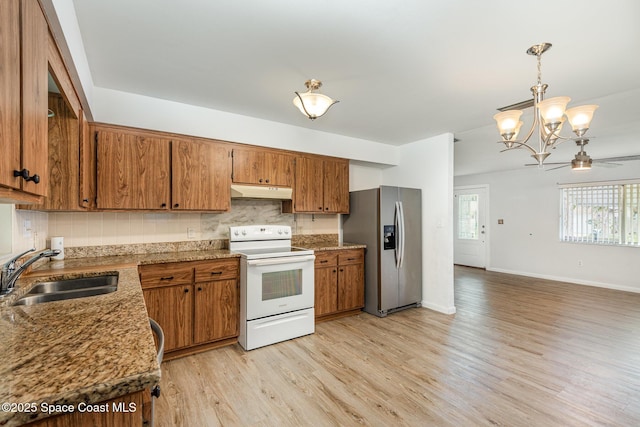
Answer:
23, 219, 32, 238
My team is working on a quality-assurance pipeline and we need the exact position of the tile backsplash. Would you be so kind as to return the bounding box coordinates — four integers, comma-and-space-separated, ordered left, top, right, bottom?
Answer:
46, 199, 338, 248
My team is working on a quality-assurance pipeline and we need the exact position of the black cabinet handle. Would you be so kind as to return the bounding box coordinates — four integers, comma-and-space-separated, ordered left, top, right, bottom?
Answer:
161, 203, 167, 208
160, 276, 174, 281
174, 203, 180, 208
319, 260, 328, 264
197, 287, 202, 291
211, 271, 222, 275
333, 269, 337, 273
265, 179, 270, 183
151, 385, 161, 398
318, 207, 322, 210
339, 268, 344, 272
347, 258, 356, 261
259, 178, 263, 183
325, 207, 329, 210
184, 288, 189, 293
82, 198, 89, 203
13, 169, 40, 184
14, 169, 29, 180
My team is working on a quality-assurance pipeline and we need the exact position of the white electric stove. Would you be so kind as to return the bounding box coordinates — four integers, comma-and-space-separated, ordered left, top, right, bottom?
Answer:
229, 225, 315, 350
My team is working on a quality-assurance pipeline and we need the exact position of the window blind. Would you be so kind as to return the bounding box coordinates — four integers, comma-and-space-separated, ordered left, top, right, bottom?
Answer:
560, 181, 639, 246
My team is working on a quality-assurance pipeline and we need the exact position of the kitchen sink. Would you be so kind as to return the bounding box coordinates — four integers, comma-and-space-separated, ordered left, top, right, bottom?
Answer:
26, 274, 118, 294
13, 274, 118, 306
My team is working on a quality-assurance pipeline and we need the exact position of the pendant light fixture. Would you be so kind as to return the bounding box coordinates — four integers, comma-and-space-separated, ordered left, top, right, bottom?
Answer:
493, 43, 598, 167
293, 79, 339, 120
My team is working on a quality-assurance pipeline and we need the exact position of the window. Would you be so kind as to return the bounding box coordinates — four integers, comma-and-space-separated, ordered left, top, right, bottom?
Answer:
457, 194, 479, 240
560, 180, 640, 246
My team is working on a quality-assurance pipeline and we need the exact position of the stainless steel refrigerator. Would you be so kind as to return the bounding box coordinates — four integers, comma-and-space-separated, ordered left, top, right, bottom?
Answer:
342, 186, 422, 317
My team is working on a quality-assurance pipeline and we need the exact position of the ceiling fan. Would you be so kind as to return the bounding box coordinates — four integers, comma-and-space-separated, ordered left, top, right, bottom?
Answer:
525, 148, 640, 171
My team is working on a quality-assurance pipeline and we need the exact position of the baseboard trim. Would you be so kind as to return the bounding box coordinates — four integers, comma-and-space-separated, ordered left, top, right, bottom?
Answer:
421, 301, 457, 315
486, 267, 640, 294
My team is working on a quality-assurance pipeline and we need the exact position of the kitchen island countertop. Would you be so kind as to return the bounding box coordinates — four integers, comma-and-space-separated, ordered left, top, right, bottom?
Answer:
0, 248, 237, 426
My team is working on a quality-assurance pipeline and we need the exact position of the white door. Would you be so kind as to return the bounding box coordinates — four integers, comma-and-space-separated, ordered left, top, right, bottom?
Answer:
454, 186, 488, 268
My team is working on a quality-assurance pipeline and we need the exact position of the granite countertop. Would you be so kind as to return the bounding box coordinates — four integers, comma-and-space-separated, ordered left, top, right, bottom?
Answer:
296, 241, 366, 252
0, 249, 237, 426
0, 268, 160, 426
25, 249, 240, 279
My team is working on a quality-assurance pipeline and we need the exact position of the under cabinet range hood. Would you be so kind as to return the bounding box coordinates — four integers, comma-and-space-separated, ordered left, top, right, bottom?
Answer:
230, 185, 293, 200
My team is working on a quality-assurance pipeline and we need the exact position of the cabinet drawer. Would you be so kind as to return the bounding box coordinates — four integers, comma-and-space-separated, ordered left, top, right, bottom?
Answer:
194, 258, 239, 282
338, 249, 364, 265
315, 251, 338, 267
139, 263, 194, 288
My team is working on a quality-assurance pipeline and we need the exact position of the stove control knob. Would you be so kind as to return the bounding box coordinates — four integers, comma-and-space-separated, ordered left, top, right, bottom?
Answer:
284, 229, 290, 235
233, 230, 239, 236
241, 230, 247, 236
277, 229, 283, 234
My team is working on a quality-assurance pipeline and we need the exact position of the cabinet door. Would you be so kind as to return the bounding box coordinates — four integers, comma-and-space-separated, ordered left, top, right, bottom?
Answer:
264, 151, 294, 187
293, 156, 324, 212
143, 285, 193, 352
315, 266, 338, 317
20, 0, 48, 196
194, 279, 239, 344
35, 92, 79, 210
172, 139, 230, 211
323, 159, 349, 214
96, 129, 170, 209
0, 0, 21, 191
338, 263, 365, 311
231, 149, 262, 185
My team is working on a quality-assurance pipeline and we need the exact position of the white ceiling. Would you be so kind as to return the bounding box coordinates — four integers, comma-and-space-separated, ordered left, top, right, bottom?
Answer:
71, 0, 640, 175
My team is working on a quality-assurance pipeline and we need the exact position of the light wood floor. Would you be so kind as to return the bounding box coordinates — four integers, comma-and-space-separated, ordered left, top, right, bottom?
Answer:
154, 266, 640, 426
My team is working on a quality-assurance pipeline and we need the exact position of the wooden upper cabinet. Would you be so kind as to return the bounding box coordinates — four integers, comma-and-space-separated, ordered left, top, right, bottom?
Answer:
291, 156, 324, 212
19, 16, 87, 211
20, 0, 48, 197
323, 158, 349, 213
96, 127, 171, 210
232, 147, 293, 187
30, 92, 79, 210
286, 155, 349, 214
0, 0, 21, 193
0, 0, 48, 202
172, 139, 231, 211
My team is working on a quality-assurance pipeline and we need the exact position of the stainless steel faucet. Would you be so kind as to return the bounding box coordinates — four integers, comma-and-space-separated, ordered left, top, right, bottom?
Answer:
0, 248, 61, 295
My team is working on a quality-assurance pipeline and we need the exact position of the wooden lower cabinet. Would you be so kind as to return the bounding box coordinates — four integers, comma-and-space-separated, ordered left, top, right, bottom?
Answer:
314, 248, 364, 321
194, 279, 239, 344
143, 284, 193, 352
139, 258, 239, 359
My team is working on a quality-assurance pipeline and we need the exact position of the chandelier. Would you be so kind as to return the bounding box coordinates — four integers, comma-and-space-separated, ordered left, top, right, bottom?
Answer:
493, 43, 598, 169
293, 79, 339, 120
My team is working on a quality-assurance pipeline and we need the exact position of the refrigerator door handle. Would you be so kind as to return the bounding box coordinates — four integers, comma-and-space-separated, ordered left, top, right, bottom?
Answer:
394, 201, 404, 269
398, 201, 405, 269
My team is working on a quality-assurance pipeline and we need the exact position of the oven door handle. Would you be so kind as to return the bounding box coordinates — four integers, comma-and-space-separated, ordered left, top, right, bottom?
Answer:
246, 255, 316, 267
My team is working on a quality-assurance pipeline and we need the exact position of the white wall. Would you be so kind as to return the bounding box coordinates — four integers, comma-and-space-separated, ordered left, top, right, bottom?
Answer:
350, 161, 384, 191
383, 133, 456, 314
455, 160, 640, 293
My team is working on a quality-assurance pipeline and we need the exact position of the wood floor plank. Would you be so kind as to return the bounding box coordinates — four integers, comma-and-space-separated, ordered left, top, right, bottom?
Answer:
154, 266, 640, 426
